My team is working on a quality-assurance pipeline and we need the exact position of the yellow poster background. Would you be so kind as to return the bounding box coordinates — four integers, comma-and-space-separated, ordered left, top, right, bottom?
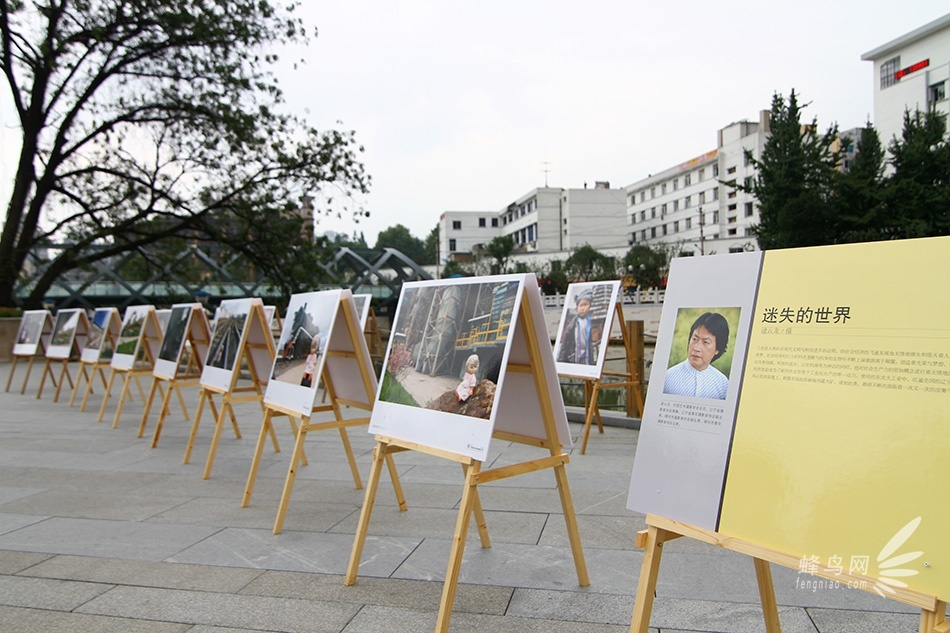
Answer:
719, 236, 950, 600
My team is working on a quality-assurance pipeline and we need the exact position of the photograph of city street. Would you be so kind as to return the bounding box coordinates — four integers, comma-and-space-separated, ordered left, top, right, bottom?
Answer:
158, 305, 192, 364
50, 309, 81, 348
205, 300, 250, 371
115, 306, 149, 356
380, 279, 520, 420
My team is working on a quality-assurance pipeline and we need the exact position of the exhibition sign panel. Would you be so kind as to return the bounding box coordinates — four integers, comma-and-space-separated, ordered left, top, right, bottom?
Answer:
111, 305, 159, 371
82, 307, 121, 364
47, 308, 88, 359
628, 236, 950, 601
12, 310, 53, 357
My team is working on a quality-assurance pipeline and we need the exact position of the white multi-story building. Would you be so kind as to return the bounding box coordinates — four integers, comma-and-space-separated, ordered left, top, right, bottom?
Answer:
626, 113, 768, 256
862, 13, 950, 149
439, 183, 627, 262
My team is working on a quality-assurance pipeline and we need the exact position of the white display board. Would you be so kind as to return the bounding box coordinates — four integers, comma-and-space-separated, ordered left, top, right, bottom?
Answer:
111, 305, 159, 371
46, 308, 87, 360
12, 310, 52, 356
82, 307, 120, 363
553, 280, 621, 379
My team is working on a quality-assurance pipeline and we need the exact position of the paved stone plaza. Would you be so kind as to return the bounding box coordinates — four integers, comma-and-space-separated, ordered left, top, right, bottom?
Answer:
0, 362, 931, 632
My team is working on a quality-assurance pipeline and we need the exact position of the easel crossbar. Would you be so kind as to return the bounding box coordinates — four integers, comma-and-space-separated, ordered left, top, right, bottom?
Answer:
474, 454, 569, 484
491, 430, 552, 449
301, 417, 371, 433
374, 434, 474, 464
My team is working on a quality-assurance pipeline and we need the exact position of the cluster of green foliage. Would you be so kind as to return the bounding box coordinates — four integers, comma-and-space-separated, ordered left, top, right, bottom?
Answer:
1, 0, 370, 308
741, 90, 950, 249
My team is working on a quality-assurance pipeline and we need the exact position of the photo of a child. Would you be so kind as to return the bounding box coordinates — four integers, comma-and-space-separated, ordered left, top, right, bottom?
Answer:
300, 337, 320, 388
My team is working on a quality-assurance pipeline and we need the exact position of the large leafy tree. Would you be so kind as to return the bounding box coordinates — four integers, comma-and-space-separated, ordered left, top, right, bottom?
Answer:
834, 124, 887, 242
743, 90, 840, 250
373, 224, 426, 263
485, 234, 514, 274
622, 244, 669, 288
1, 0, 369, 307
884, 109, 950, 239
564, 244, 615, 282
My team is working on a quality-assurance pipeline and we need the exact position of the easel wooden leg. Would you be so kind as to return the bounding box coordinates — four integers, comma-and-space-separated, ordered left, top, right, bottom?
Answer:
384, 453, 408, 511
339, 428, 363, 490
462, 463, 491, 548
921, 600, 948, 633
242, 408, 276, 508
97, 369, 117, 422
435, 461, 480, 633
581, 379, 603, 455
202, 399, 233, 480
111, 371, 133, 428
345, 442, 389, 585
175, 384, 189, 419
20, 355, 36, 395
273, 416, 311, 534
36, 359, 52, 399
753, 557, 782, 632
4, 356, 17, 392
630, 525, 666, 633
183, 389, 209, 464
553, 459, 589, 586
138, 378, 161, 438
150, 381, 177, 448
53, 361, 72, 402
69, 363, 89, 407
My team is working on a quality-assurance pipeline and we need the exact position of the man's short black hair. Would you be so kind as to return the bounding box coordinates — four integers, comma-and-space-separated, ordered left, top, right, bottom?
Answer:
689, 312, 729, 362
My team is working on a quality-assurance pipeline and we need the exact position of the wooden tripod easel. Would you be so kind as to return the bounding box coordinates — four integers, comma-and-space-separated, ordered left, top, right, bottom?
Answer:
243, 292, 404, 534
6, 310, 56, 396
139, 304, 213, 447
578, 303, 645, 454
97, 307, 164, 429
345, 288, 589, 633
184, 300, 274, 479
630, 513, 948, 633
37, 307, 90, 403
70, 307, 122, 410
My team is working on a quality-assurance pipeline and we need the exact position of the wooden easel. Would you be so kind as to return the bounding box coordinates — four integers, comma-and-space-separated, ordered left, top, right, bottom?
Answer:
97, 306, 164, 428
6, 310, 56, 396
139, 304, 213, 447
184, 299, 274, 479
630, 513, 948, 633
37, 308, 90, 403
70, 307, 122, 410
346, 281, 589, 633
578, 303, 645, 454
243, 291, 404, 533
363, 307, 385, 369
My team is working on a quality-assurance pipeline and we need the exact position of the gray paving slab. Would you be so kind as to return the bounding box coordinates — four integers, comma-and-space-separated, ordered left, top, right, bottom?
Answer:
241, 570, 513, 615
0, 605, 192, 633
0, 516, 221, 561
0, 512, 46, 536
341, 604, 633, 632
77, 585, 361, 633
0, 486, 46, 504
21, 554, 264, 593
168, 527, 418, 577
150, 495, 361, 533
0, 489, 192, 521
0, 574, 114, 610
0, 549, 52, 574
806, 607, 924, 632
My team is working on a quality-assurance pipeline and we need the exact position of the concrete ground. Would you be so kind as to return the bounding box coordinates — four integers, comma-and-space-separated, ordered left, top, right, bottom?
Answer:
0, 361, 935, 632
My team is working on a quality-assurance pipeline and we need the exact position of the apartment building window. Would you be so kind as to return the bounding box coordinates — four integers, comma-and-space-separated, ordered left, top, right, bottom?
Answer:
641, 229, 647, 241
452, 220, 462, 230
449, 239, 457, 251
685, 217, 692, 229
502, 217, 507, 226
881, 56, 900, 89
673, 221, 679, 232
673, 179, 679, 191
628, 233, 634, 245
479, 218, 486, 228
640, 210, 646, 222
629, 195, 636, 206
492, 218, 499, 227
527, 224, 535, 242
651, 207, 656, 219
744, 153, 753, 167
745, 202, 754, 217
661, 203, 667, 216
698, 168, 704, 182
650, 187, 656, 198
727, 166, 736, 175
744, 176, 753, 188
728, 190, 737, 199
931, 81, 947, 103
727, 203, 737, 211
712, 211, 719, 223
650, 227, 657, 238
640, 191, 646, 202
684, 195, 691, 208
684, 174, 691, 186
630, 214, 635, 226
712, 164, 719, 177
713, 188, 719, 200
728, 228, 737, 236
673, 200, 679, 211
699, 191, 705, 204
661, 183, 667, 195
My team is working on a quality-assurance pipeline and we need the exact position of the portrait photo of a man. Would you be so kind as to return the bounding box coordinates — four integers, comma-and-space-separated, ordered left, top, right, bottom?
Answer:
663, 310, 736, 400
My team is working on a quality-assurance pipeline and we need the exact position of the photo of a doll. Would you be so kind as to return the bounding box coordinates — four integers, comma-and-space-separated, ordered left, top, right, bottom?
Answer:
300, 337, 320, 388
455, 354, 479, 402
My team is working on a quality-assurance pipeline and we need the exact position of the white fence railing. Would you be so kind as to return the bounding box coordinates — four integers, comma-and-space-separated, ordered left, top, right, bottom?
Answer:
542, 287, 665, 309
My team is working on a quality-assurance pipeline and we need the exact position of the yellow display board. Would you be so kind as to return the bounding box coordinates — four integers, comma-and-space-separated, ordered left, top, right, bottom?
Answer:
718, 237, 950, 600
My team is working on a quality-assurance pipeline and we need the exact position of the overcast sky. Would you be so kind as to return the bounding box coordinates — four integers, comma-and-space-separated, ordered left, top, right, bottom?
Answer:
2, 2, 947, 247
